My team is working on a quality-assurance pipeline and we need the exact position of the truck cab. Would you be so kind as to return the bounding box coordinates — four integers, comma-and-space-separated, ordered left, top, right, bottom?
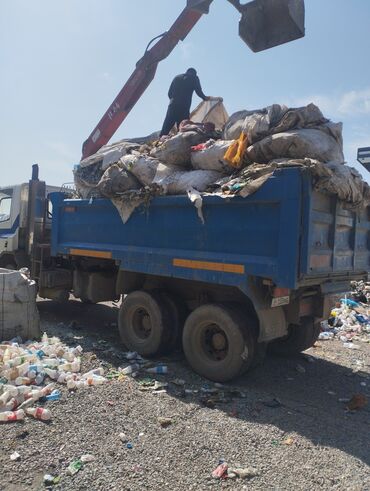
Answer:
0, 181, 60, 270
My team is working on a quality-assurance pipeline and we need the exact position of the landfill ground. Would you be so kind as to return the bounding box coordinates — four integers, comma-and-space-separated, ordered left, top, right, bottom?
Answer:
1, 299, 369, 491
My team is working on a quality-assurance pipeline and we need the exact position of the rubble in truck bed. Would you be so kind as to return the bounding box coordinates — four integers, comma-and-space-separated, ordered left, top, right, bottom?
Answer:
74, 101, 370, 223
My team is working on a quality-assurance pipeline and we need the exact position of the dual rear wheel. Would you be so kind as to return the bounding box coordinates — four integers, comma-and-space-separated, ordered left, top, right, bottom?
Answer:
118, 290, 319, 381
119, 291, 257, 381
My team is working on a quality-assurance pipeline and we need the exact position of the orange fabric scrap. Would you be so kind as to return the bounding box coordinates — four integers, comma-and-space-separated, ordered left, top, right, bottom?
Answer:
224, 132, 248, 168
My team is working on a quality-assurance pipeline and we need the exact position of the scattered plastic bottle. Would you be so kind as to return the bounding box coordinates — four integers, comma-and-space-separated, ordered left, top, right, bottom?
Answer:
0, 410, 25, 423
67, 379, 86, 390
85, 376, 107, 386
44, 368, 59, 380
42, 358, 60, 368
4, 398, 18, 411
14, 377, 31, 386
45, 390, 61, 402
26, 407, 51, 421
318, 332, 334, 340
146, 365, 168, 374
82, 368, 105, 378
121, 364, 140, 375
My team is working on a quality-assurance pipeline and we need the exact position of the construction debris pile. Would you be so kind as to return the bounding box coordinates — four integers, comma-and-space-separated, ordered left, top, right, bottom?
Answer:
74, 100, 370, 223
320, 281, 370, 346
0, 333, 108, 423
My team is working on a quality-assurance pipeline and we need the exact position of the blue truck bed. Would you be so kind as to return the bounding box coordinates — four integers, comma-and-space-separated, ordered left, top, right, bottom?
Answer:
51, 167, 370, 292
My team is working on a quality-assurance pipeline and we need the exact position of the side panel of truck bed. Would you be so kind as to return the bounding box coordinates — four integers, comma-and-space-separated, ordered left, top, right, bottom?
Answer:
51, 168, 370, 291
300, 181, 370, 282
51, 169, 303, 289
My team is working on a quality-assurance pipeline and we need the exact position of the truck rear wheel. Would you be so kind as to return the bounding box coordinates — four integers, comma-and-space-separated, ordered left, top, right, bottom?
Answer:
118, 290, 171, 357
268, 316, 320, 356
182, 304, 256, 382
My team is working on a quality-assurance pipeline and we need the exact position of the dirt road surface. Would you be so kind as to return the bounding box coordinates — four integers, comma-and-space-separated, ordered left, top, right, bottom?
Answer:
1, 299, 369, 491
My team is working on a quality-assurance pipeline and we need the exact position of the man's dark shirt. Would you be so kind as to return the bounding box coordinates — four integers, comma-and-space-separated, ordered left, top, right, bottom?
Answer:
168, 73, 207, 110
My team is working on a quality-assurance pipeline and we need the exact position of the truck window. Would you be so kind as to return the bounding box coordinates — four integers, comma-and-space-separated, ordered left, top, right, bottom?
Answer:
0, 196, 11, 222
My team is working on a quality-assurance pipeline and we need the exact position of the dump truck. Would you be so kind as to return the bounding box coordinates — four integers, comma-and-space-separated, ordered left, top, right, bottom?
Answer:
2, 165, 369, 381
3, 0, 369, 381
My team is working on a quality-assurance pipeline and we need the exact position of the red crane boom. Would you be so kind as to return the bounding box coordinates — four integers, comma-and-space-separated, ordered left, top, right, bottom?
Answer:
81, 5, 208, 160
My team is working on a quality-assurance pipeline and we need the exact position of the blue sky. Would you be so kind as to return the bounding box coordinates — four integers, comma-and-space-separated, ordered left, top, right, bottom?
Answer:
1, 0, 370, 185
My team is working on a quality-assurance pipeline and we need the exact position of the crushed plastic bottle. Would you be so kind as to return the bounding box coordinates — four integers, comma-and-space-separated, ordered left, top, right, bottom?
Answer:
0, 409, 25, 423
26, 407, 51, 421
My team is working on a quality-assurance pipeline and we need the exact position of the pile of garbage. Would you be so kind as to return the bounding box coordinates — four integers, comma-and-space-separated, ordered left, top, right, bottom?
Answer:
74, 100, 370, 223
320, 281, 370, 347
0, 333, 108, 423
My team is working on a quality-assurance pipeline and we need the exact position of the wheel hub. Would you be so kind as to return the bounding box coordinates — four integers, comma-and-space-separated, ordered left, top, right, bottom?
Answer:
212, 332, 227, 350
202, 324, 228, 361
132, 308, 152, 339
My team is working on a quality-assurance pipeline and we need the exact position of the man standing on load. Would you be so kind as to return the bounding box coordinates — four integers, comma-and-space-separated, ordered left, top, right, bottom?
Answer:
160, 68, 210, 136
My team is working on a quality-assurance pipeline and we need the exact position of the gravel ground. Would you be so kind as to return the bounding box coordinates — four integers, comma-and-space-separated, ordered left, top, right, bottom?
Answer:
1, 299, 369, 491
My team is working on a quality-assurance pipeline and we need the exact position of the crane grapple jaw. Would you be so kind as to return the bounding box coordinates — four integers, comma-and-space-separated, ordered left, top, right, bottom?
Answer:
237, 0, 305, 52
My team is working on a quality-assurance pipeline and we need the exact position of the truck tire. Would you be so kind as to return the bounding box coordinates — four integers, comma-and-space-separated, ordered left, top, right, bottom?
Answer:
182, 304, 256, 382
268, 316, 320, 356
118, 290, 171, 357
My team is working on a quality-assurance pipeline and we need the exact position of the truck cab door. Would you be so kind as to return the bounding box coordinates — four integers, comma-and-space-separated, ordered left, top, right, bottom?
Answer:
0, 186, 20, 257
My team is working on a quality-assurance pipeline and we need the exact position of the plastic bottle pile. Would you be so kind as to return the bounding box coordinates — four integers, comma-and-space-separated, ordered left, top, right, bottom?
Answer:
320, 283, 370, 346
0, 333, 108, 423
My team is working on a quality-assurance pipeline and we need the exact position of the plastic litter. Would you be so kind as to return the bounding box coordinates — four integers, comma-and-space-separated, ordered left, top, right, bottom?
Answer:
43, 474, 60, 486
0, 409, 25, 423
80, 454, 95, 463
0, 334, 107, 423
212, 462, 228, 479
146, 365, 168, 374
10, 451, 21, 461
67, 460, 83, 476
26, 407, 51, 421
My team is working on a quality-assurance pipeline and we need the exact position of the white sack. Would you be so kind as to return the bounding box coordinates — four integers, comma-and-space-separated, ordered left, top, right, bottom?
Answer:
191, 140, 233, 173
120, 154, 176, 186
223, 103, 328, 143
0, 269, 40, 341
97, 164, 141, 198
190, 98, 229, 130
150, 131, 208, 166
80, 141, 140, 169
158, 170, 221, 195
246, 124, 344, 164
316, 163, 370, 207
223, 110, 253, 140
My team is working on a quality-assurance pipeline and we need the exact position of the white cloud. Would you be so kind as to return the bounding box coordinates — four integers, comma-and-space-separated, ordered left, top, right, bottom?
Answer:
179, 42, 193, 60
287, 87, 370, 117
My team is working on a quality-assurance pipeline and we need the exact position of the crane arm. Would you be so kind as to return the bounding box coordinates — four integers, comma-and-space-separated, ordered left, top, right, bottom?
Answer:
81, 4, 211, 160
